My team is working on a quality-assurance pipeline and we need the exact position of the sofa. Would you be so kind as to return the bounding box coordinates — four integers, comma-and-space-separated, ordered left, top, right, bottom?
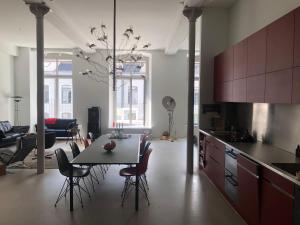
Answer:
0, 121, 30, 148
44, 118, 78, 139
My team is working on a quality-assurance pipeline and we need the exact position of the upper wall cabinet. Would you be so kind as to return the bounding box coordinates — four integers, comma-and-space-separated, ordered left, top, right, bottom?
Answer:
294, 7, 300, 67
214, 47, 234, 83
214, 8, 299, 104
234, 40, 247, 79
247, 28, 267, 76
266, 12, 294, 72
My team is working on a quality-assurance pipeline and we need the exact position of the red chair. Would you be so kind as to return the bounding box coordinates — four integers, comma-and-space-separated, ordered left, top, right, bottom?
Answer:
119, 148, 152, 206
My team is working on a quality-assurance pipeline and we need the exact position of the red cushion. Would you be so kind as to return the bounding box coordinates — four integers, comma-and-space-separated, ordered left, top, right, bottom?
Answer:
45, 118, 57, 125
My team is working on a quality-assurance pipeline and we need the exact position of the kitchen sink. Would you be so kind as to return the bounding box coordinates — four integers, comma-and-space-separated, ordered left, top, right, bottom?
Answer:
272, 163, 300, 176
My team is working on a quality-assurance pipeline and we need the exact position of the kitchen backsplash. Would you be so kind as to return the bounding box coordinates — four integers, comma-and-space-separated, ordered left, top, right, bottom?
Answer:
222, 103, 300, 154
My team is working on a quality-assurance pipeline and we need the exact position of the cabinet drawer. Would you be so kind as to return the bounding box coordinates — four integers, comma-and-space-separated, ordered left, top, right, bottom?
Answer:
206, 142, 225, 166
262, 166, 294, 195
237, 154, 259, 175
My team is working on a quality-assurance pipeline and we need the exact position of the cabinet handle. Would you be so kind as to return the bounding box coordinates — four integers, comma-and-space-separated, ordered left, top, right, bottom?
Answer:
264, 179, 294, 199
225, 175, 238, 186
237, 163, 259, 179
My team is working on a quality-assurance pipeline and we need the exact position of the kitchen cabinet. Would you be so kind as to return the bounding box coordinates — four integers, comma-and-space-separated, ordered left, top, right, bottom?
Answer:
233, 78, 246, 102
247, 28, 267, 76
246, 74, 265, 103
237, 154, 260, 225
292, 67, 300, 103
265, 69, 292, 103
204, 138, 225, 192
214, 81, 233, 102
234, 40, 247, 79
266, 12, 294, 72
294, 7, 300, 67
260, 167, 294, 225
214, 47, 233, 83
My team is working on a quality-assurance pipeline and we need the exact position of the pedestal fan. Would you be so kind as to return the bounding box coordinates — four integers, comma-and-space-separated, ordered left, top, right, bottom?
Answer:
162, 96, 176, 141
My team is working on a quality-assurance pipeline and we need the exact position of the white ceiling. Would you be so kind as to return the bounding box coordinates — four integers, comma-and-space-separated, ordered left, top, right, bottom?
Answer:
0, 0, 237, 53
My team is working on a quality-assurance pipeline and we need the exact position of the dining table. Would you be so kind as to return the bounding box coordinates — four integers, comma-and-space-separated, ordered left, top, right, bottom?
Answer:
69, 133, 141, 211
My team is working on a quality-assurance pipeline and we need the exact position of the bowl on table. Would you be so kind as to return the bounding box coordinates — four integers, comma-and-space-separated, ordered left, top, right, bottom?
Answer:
103, 140, 116, 152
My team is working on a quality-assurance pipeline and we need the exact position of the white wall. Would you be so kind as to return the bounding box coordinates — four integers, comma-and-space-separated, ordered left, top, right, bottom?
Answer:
199, 8, 230, 129
14, 47, 31, 125
229, 0, 300, 45
73, 49, 188, 138
151, 50, 188, 138
0, 51, 14, 122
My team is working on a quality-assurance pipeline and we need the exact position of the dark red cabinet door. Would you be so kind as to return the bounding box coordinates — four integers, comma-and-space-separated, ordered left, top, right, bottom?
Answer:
214, 81, 233, 102
294, 7, 300, 67
261, 179, 294, 225
246, 74, 265, 102
265, 69, 292, 103
223, 47, 234, 82
234, 40, 247, 79
266, 12, 294, 72
292, 67, 300, 103
237, 155, 259, 225
233, 78, 246, 102
214, 54, 224, 83
247, 28, 267, 76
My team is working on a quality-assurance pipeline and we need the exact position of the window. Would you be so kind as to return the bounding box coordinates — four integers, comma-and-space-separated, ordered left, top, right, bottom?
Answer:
112, 59, 147, 127
44, 57, 73, 119
194, 62, 200, 125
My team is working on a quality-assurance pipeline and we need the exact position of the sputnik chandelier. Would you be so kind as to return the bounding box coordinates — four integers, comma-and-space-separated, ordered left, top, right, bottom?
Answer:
75, 0, 151, 91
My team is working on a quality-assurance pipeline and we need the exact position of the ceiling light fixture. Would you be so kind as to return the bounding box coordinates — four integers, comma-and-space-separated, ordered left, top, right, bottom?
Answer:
76, 0, 151, 91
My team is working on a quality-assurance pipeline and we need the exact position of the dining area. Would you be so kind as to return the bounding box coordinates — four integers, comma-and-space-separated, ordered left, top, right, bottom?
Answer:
53, 133, 152, 212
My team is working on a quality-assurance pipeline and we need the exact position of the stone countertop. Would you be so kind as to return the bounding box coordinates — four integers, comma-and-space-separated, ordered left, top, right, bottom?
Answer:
199, 129, 300, 186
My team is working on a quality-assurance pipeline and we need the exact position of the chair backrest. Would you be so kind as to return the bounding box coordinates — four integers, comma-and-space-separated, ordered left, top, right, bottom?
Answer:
82, 137, 90, 148
88, 132, 95, 142
141, 141, 151, 157
9, 134, 37, 165
55, 148, 70, 175
70, 142, 81, 158
137, 148, 152, 175
45, 132, 56, 149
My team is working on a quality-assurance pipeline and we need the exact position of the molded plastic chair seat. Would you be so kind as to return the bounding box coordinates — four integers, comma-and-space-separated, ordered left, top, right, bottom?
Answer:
119, 167, 138, 177
61, 166, 90, 178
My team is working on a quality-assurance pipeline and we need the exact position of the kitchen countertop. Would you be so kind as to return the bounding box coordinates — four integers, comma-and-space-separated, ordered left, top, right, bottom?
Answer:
199, 129, 300, 186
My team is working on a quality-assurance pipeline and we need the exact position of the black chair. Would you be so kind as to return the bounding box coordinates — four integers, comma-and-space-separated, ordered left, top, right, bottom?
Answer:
70, 142, 102, 191
0, 134, 36, 168
54, 148, 91, 208
32, 132, 56, 160
140, 141, 151, 190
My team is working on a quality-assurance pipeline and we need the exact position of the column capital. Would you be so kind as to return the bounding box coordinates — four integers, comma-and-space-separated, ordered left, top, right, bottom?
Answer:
29, 3, 49, 18
183, 6, 202, 22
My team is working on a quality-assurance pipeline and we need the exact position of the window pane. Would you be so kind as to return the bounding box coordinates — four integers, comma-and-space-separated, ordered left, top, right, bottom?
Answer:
116, 79, 130, 125
195, 63, 200, 78
44, 61, 57, 75
58, 79, 73, 119
58, 60, 72, 76
116, 62, 146, 76
44, 78, 55, 118
131, 79, 144, 126
194, 80, 199, 124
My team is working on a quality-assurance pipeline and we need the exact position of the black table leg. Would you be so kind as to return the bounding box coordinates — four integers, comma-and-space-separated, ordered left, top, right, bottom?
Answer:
135, 164, 139, 211
70, 166, 73, 211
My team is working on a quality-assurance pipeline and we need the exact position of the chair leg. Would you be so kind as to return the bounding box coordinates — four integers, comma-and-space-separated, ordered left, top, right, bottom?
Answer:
91, 167, 100, 184
143, 174, 149, 190
77, 180, 84, 208
82, 178, 91, 199
54, 178, 68, 207
89, 174, 96, 192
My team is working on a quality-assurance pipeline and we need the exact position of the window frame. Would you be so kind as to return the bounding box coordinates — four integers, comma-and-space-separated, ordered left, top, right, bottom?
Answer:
112, 58, 148, 128
44, 57, 73, 119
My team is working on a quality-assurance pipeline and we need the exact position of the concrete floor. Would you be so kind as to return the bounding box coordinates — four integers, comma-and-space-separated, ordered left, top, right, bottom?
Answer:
0, 139, 246, 225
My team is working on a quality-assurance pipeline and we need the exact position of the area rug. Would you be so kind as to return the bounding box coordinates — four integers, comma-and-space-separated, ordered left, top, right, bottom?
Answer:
23, 140, 83, 169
